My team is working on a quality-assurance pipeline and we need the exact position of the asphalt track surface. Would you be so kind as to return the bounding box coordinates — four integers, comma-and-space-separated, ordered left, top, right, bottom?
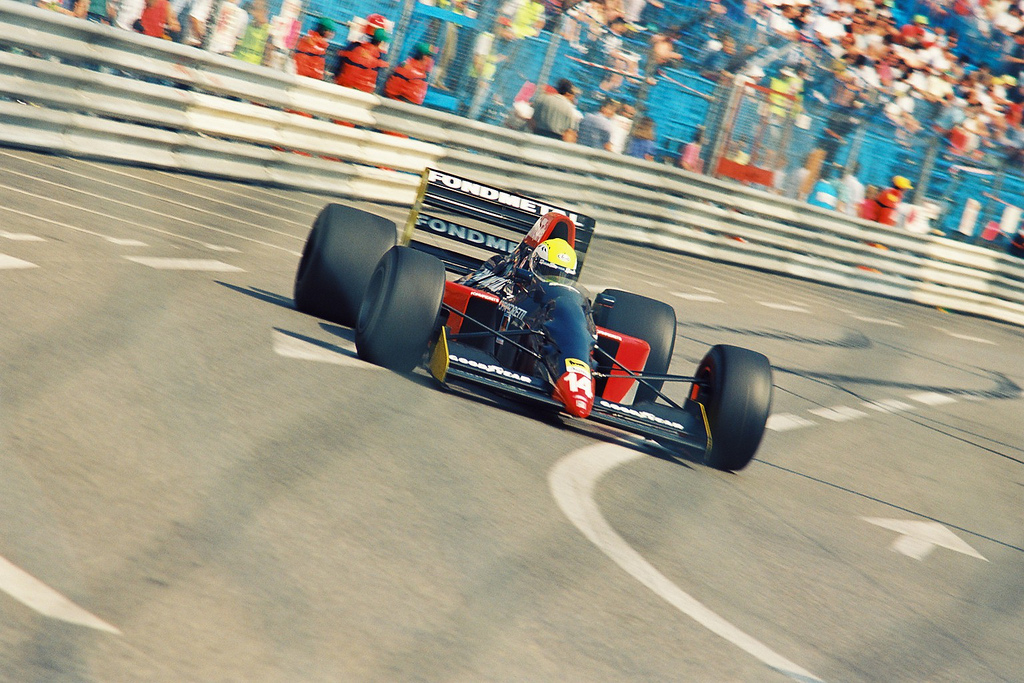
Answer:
0, 147, 1022, 682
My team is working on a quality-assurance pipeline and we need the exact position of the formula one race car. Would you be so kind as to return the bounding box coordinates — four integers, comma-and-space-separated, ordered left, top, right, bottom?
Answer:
293, 169, 773, 471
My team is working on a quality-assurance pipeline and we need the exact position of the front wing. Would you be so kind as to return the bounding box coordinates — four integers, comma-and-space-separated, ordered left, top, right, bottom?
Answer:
433, 339, 712, 457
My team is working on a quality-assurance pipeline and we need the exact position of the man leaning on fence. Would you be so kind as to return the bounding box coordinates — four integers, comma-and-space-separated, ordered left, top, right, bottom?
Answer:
530, 79, 579, 143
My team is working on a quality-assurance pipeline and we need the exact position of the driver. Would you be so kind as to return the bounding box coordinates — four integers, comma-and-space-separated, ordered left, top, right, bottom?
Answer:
526, 237, 577, 285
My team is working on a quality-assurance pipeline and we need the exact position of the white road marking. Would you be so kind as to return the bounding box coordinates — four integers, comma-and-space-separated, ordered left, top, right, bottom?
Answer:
934, 327, 996, 345
272, 330, 371, 367
0, 181, 301, 257
758, 302, 810, 313
863, 399, 913, 413
0, 254, 38, 269
808, 406, 866, 422
124, 257, 244, 272
766, 414, 816, 431
692, 286, 716, 293
105, 237, 148, 247
908, 392, 957, 406
203, 244, 241, 253
550, 445, 823, 682
0, 554, 120, 634
0, 231, 45, 242
852, 315, 904, 327
672, 292, 724, 302
861, 518, 987, 561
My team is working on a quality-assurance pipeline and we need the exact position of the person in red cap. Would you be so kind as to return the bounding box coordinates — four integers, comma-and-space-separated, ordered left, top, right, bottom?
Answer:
293, 18, 335, 80
335, 13, 389, 93
872, 175, 913, 226
383, 42, 434, 105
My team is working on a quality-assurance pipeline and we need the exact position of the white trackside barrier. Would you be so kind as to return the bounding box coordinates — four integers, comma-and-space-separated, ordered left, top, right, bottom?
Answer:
2, 0, 1023, 326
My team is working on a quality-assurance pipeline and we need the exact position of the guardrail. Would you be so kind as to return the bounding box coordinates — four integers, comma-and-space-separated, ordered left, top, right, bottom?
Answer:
2, 0, 1023, 327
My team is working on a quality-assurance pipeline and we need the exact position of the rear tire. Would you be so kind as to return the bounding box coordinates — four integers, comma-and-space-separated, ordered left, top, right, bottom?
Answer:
593, 289, 676, 404
690, 345, 772, 471
293, 204, 397, 327
356, 246, 446, 373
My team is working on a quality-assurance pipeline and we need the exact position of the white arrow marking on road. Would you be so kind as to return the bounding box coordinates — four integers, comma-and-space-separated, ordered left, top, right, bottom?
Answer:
0, 555, 120, 634
272, 331, 374, 368
551, 445, 823, 682
861, 518, 987, 561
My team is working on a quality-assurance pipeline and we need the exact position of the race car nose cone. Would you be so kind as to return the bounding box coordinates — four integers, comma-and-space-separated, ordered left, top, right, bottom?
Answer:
554, 370, 594, 419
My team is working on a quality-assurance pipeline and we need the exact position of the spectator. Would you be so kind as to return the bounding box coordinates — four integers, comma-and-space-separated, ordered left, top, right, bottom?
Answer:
335, 15, 390, 93
577, 97, 619, 150
837, 162, 866, 217
266, 0, 301, 69
232, 0, 270, 64
135, 0, 179, 38
384, 43, 435, 105
71, 0, 115, 24
871, 175, 913, 226
206, 0, 249, 55
530, 78, 579, 142
608, 101, 634, 154
858, 184, 880, 221
807, 165, 839, 210
626, 115, 657, 160
116, 0, 147, 32
677, 126, 704, 173
292, 18, 334, 80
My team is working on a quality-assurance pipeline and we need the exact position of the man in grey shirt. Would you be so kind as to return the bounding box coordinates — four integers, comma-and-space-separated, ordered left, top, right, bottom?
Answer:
531, 79, 579, 143
577, 97, 619, 151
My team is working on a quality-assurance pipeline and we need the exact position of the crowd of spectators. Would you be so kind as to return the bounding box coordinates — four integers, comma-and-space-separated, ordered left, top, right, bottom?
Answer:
721, 0, 1024, 164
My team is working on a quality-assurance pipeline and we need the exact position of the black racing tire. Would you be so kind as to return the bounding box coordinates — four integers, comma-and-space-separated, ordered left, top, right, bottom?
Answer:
690, 345, 773, 472
593, 289, 677, 404
293, 204, 397, 327
356, 246, 446, 373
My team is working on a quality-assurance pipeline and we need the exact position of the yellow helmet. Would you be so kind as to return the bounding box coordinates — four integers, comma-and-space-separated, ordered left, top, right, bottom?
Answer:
893, 175, 913, 190
529, 238, 578, 284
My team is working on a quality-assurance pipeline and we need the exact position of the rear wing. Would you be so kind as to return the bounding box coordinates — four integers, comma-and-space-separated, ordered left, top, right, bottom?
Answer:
399, 168, 597, 277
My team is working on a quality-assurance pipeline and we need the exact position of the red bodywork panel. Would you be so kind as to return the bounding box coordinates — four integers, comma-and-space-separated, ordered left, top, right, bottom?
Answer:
442, 281, 650, 402
595, 327, 650, 403
443, 281, 500, 335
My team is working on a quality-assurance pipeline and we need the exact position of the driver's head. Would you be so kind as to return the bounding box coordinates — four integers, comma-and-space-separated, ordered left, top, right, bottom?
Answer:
528, 238, 577, 284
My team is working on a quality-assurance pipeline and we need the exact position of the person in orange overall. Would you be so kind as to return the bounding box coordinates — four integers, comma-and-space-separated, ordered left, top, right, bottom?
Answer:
873, 175, 913, 226
335, 13, 389, 93
293, 18, 335, 80
383, 42, 434, 104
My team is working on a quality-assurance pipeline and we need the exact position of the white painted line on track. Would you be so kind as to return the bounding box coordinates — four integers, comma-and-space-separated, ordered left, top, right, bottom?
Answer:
0, 181, 300, 257
0, 231, 45, 242
272, 330, 371, 367
672, 292, 724, 302
2, 153, 308, 232
758, 302, 810, 313
0, 554, 120, 634
124, 257, 244, 272
808, 406, 867, 422
908, 391, 957, 406
863, 399, 913, 413
766, 414, 816, 431
851, 315, 904, 327
105, 237, 148, 247
0, 254, 38, 269
933, 327, 996, 345
550, 445, 823, 682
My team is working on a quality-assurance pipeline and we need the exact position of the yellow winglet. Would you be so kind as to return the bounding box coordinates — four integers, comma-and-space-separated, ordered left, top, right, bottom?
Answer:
695, 401, 713, 460
429, 326, 450, 382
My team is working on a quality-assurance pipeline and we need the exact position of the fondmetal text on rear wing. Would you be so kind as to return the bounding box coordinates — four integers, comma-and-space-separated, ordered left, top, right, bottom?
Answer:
399, 168, 597, 276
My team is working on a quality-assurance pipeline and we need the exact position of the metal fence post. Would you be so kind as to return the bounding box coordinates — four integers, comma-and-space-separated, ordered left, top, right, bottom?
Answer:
706, 75, 744, 178
533, 13, 564, 97
912, 134, 940, 204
